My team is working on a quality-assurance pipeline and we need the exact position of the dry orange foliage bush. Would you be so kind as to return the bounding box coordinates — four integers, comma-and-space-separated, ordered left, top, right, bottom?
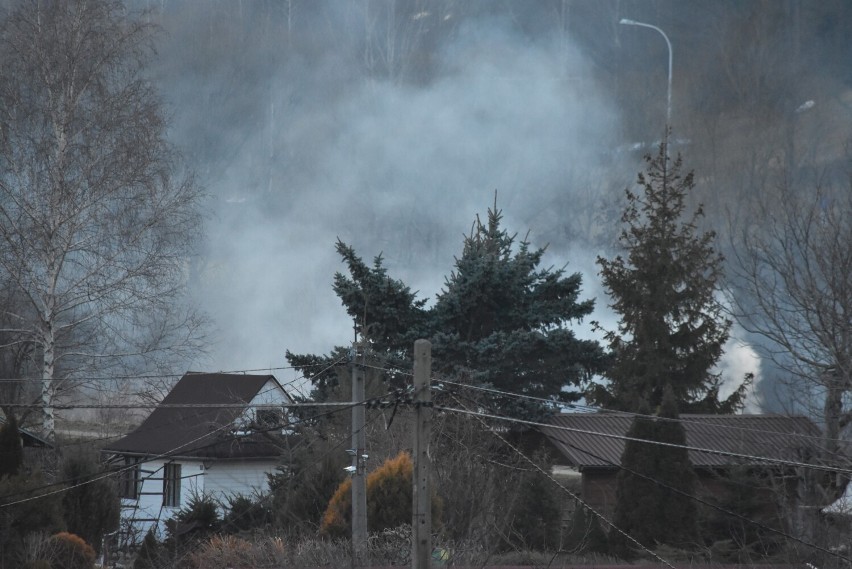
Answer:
321, 451, 440, 539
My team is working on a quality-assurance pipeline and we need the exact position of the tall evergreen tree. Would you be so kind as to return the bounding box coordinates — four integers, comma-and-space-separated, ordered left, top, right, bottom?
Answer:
288, 201, 607, 415
611, 388, 699, 557
590, 143, 747, 413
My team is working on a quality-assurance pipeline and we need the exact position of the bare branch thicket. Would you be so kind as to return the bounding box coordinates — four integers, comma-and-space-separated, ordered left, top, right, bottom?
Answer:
0, 0, 205, 437
727, 168, 851, 544
361, 0, 459, 84
729, 173, 851, 448
430, 394, 548, 558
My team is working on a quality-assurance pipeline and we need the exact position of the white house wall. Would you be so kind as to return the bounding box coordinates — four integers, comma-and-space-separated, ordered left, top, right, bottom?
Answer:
203, 460, 278, 503
120, 458, 281, 544
235, 378, 294, 428
252, 379, 292, 406
120, 458, 204, 542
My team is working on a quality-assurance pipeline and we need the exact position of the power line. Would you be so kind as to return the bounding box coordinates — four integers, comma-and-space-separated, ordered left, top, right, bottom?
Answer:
361, 361, 846, 452
433, 377, 589, 410
1, 360, 338, 419
449, 394, 675, 569
43, 382, 304, 447
0, 390, 387, 506
1, 401, 372, 409
435, 404, 852, 476
5, 372, 347, 411
0, 415, 237, 508
8, 358, 837, 451
562, 436, 852, 563
453, 390, 851, 564
363, 361, 822, 441
3, 358, 341, 459
437, 377, 842, 447
350, 361, 849, 471
0, 361, 336, 383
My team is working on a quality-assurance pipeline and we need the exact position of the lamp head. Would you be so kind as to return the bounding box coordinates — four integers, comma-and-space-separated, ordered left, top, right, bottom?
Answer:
619, 18, 638, 25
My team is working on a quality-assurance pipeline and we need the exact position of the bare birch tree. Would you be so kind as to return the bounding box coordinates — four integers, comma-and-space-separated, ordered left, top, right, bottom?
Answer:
0, 0, 204, 439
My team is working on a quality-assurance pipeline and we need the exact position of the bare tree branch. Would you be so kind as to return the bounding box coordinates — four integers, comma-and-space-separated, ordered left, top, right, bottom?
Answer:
0, 0, 207, 438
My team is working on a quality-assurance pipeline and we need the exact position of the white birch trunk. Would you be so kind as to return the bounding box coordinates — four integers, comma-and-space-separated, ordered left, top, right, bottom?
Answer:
41, 324, 55, 441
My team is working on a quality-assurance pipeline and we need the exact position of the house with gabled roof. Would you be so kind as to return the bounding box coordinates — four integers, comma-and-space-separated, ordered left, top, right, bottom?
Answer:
102, 372, 293, 546
538, 412, 826, 522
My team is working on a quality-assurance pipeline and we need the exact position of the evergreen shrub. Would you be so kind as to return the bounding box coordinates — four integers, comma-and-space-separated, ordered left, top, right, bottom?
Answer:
0, 414, 23, 478
132, 530, 161, 569
60, 452, 119, 554
0, 472, 64, 568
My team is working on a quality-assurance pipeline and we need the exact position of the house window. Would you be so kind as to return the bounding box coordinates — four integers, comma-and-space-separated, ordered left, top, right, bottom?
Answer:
163, 463, 181, 508
256, 408, 284, 428
120, 457, 141, 499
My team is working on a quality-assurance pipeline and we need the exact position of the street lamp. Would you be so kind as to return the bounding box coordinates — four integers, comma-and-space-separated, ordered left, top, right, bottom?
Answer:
620, 18, 672, 126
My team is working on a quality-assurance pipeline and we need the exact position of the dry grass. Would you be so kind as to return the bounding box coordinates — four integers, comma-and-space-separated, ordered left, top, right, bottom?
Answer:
185, 527, 629, 569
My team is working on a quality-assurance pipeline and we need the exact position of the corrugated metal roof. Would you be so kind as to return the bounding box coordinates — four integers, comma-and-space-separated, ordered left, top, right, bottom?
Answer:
540, 412, 822, 469
103, 372, 287, 459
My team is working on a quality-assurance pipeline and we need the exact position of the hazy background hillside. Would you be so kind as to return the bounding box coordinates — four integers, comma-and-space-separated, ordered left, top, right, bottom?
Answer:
134, 0, 851, 410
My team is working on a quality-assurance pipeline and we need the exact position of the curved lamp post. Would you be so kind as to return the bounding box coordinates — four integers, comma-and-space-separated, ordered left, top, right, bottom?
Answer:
620, 18, 672, 126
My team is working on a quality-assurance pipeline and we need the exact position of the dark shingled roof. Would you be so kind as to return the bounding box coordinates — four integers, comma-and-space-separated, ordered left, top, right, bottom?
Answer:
103, 372, 289, 460
541, 413, 821, 469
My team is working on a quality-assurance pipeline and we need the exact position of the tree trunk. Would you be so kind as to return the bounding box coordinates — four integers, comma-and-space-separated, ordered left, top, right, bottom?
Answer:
41, 323, 55, 441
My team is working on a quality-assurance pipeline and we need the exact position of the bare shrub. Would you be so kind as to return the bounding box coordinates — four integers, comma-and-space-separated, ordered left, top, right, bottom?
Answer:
287, 537, 350, 569
47, 532, 96, 569
368, 524, 412, 566
186, 531, 421, 569
190, 535, 253, 569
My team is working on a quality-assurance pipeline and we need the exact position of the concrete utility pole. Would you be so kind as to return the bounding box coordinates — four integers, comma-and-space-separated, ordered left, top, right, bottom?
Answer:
412, 339, 432, 569
350, 342, 368, 566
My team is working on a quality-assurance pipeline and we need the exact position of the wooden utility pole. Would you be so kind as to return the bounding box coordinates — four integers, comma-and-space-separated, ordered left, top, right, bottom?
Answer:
412, 339, 432, 569
351, 341, 368, 566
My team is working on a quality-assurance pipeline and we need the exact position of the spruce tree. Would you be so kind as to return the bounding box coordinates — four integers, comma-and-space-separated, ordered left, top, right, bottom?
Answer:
591, 142, 746, 413
289, 201, 607, 416
430, 206, 607, 415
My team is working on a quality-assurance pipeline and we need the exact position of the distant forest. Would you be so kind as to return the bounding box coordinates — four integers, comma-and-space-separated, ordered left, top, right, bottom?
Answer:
141, 0, 852, 236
